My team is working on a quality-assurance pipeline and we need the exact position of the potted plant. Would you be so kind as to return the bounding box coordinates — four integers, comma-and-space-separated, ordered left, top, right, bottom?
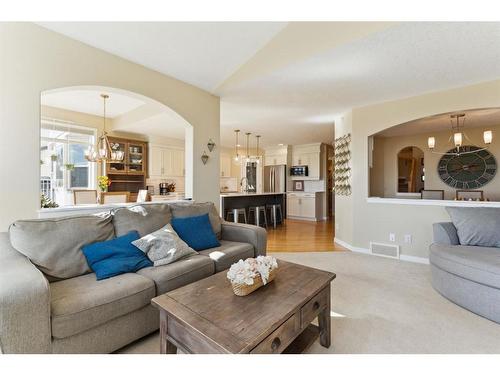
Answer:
64, 163, 75, 171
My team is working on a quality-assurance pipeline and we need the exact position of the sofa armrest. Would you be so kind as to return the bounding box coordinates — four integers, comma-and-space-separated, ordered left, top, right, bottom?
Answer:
433, 222, 459, 246
0, 232, 51, 353
221, 221, 267, 257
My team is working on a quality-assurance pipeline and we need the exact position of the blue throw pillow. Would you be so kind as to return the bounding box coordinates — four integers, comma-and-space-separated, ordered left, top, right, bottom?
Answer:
171, 213, 220, 251
82, 231, 153, 280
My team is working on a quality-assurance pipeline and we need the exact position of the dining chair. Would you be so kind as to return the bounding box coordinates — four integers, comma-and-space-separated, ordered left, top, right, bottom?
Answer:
456, 190, 484, 201
73, 190, 97, 205
101, 191, 130, 204
420, 190, 444, 200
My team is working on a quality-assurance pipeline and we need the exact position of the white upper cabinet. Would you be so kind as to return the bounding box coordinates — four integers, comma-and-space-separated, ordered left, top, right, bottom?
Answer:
264, 145, 289, 166
149, 145, 185, 178
291, 143, 322, 180
220, 153, 232, 177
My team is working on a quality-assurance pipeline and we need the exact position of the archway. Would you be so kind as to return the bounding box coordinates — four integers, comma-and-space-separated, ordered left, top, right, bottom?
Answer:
40, 85, 194, 207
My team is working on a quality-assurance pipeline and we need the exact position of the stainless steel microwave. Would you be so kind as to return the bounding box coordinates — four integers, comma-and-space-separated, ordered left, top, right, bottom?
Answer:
290, 165, 308, 176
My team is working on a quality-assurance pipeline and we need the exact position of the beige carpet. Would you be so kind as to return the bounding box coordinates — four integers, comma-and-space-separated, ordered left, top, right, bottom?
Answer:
118, 251, 500, 354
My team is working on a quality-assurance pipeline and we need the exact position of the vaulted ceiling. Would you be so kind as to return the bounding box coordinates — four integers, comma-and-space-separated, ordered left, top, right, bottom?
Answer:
38, 22, 500, 148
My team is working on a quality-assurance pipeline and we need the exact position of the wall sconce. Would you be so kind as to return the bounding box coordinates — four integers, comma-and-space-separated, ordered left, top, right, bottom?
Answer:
201, 151, 209, 165
207, 139, 216, 152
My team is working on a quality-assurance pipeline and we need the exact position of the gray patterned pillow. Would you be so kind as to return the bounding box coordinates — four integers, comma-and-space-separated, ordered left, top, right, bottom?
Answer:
132, 224, 197, 266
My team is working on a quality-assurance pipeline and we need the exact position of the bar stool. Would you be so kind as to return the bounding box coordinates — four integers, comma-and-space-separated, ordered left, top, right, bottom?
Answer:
266, 204, 283, 229
225, 208, 247, 224
248, 206, 268, 228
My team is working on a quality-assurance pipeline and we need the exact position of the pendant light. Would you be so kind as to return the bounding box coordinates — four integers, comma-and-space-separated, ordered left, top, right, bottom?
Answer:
255, 135, 261, 164
233, 129, 240, 161
85, 94, 124, 163
427, 113, 493, 156
245, 132, 251, 163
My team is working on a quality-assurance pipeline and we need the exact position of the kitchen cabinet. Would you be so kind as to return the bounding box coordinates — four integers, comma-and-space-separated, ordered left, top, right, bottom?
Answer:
149, 145, 184, 178
264, 153, 287, 166
286, 192, 323, 221
220, 153, 232, 177
264, 145, 289, 166
291, 143, 321, 180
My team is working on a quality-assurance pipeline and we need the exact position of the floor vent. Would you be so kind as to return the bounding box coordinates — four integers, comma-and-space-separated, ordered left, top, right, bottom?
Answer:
370, 242, 400, 259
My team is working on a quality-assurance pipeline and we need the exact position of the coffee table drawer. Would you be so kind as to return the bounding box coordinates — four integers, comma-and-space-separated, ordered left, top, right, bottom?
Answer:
300, 287, 329, 328
250, 313, 300, 354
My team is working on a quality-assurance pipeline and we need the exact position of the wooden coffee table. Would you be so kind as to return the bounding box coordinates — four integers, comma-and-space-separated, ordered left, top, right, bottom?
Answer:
151, 260, 336, 354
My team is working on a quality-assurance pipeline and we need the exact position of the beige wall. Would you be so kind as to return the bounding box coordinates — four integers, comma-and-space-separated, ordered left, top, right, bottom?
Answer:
0, 23, 220, 230
336, 79, 500, 259
371, 124, 500, 200
333, 111, 354, 244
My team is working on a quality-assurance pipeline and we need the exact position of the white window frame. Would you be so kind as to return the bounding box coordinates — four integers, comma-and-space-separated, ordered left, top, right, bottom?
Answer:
40, 118, 97, 194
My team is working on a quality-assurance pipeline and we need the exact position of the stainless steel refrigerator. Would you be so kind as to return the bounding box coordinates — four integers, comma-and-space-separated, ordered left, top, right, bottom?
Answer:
264, 165, 286, 193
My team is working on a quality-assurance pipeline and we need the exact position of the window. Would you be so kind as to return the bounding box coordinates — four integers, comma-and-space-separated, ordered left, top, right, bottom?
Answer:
40, 120, 96, 206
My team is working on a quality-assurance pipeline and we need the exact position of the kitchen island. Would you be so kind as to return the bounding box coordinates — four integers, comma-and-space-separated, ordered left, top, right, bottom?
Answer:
220, 192, 286, 223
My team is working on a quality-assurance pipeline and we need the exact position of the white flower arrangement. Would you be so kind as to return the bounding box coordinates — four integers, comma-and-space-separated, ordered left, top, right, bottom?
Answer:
227, 256, 278, 286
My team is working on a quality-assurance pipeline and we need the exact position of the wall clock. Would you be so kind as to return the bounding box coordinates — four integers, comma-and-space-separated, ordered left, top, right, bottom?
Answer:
437, 146, 497, 189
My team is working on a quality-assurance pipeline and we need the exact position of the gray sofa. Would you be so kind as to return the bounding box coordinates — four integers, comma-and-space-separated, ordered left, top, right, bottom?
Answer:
0, 202, 266, 354
430, 207, 500, 324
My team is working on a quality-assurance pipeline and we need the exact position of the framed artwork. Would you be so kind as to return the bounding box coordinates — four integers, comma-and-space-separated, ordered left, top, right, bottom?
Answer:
293, 180, 304, 191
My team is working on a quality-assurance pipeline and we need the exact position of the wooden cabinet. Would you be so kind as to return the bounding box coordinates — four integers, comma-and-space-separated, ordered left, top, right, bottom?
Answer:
106, 137, 147, 201
220, 153, 232, 177
149, 145, 185, 178
291, 143, 321, 180
286, 192, 321, 221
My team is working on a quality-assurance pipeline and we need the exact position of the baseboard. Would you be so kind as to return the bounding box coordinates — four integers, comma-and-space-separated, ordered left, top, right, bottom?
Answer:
399, 254, 430, 264
334, 237, 429, 265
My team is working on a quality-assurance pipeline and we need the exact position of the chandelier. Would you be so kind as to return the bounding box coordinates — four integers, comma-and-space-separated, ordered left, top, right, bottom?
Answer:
85, 94, 124, 163
427, 113, 493, 156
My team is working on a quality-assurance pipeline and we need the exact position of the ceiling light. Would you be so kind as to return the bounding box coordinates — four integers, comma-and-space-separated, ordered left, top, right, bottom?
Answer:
233, 130, 240, 161
85, 94, 124, 163
427, 113, 492, 156
278, 143, 284, 146
484, 130, 493, 144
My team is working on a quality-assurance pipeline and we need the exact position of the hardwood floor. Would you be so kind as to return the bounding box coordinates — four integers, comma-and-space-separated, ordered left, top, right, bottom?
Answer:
266, 218, 346, 252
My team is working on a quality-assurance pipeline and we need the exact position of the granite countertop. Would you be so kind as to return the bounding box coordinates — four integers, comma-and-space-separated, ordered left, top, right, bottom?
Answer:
220, 192, 286, 198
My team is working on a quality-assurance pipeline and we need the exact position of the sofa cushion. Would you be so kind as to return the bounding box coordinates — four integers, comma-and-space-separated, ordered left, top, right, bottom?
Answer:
430, 243, 500, 289
112, 204, 172, 237
171, 213, 220, 251
50, 272, 155, 339
9, 214, 114, 280
137, 254, 214, 295
82, 231, 153, 280
446, 207, 500, 248
132, 224, 197, 266
170, 202, 222, 239
198, 240, 254, 272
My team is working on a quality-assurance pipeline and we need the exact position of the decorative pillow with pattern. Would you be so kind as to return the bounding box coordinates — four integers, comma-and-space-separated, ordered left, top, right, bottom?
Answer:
132, 224, 197, 266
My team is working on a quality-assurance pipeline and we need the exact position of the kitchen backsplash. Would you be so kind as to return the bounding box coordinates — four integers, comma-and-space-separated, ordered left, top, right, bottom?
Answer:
220, 177, 238, 192
146, 176, 185, 195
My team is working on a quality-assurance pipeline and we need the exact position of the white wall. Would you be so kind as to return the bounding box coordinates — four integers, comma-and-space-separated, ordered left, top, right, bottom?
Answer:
0, 23, 220, 230
335, 79, 500, 259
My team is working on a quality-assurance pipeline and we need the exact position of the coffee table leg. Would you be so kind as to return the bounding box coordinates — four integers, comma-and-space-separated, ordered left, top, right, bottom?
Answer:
318, 284, 331, 348
160, 311, 178, 354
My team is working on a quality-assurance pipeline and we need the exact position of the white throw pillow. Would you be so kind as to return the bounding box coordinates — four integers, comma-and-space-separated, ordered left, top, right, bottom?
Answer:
132, 224, 197, 266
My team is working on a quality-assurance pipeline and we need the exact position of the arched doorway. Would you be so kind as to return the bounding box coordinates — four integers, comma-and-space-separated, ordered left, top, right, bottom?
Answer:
40, 86, 194, 207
